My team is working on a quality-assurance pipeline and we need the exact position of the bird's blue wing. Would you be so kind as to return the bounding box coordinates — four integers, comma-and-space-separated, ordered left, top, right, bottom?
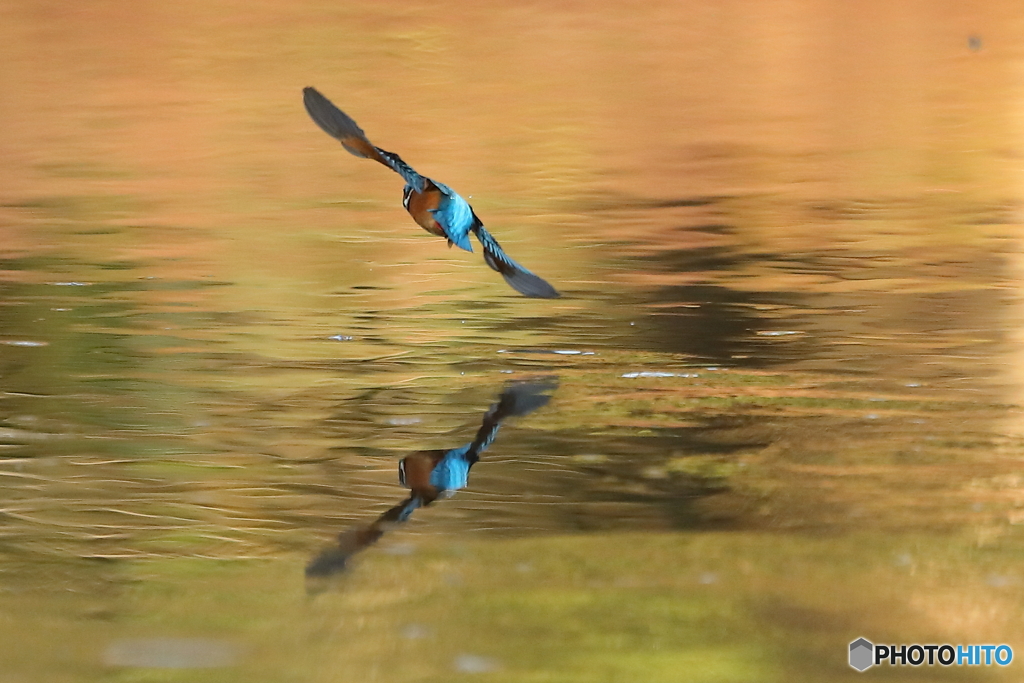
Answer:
430, 182, 475, 252
474, 225, 560, 298
376, 149, 428, 193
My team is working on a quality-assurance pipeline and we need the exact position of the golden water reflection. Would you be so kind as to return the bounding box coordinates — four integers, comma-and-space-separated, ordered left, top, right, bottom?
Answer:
2, 1, 1024, 681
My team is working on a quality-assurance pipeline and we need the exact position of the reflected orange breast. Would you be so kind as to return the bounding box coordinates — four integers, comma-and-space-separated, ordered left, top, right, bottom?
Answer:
398, 450, 445, 505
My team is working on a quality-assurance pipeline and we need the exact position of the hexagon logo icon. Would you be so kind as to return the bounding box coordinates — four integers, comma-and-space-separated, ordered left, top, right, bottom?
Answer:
849, 638, 874, 671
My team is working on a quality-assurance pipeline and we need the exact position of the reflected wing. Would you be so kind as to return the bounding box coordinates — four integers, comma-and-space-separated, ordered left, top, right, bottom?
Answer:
468, 380, 556, 455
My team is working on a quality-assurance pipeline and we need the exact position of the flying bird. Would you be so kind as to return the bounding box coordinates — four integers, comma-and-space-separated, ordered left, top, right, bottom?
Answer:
303, 86, 560, 298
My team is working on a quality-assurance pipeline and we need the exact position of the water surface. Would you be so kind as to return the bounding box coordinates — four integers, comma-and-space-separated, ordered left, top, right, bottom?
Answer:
2, 1, 1024, 681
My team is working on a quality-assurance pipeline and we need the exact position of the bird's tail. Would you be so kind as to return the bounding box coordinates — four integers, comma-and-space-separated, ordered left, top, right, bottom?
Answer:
303, 87, 426, 192
473, 225, 560, 298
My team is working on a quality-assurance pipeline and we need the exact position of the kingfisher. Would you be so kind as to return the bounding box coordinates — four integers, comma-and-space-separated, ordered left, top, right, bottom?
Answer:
305, 381, 555, 579
303, 87, 560, 299
397, 380, 554, 506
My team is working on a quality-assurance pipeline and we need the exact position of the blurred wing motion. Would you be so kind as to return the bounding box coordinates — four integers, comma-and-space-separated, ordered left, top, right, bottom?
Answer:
303, 86, 426, 192
474, 225, 560, 299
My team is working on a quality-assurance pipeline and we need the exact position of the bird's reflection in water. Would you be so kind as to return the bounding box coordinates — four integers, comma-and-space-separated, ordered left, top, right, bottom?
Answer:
306, 381, 556, 583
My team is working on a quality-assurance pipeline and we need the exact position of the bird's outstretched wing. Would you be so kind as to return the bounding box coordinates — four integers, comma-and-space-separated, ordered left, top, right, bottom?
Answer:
303, 87, 426, 192
474, 225, 560, 298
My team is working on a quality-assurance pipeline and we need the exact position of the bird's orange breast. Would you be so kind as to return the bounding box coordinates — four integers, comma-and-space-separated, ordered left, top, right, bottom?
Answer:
403, 185, 446, 237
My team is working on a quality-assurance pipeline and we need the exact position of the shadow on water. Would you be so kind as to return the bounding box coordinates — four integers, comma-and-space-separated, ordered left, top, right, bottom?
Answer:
600, 196, 812, 367
305, 381, 557, 586
631, 246, 808, 367
483, 195, 815, 369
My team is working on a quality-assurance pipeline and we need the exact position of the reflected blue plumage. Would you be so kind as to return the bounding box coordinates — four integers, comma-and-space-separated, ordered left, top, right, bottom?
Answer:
425, 380, 550, 494
394, 496, 422, 522
428, 444, 474, 492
